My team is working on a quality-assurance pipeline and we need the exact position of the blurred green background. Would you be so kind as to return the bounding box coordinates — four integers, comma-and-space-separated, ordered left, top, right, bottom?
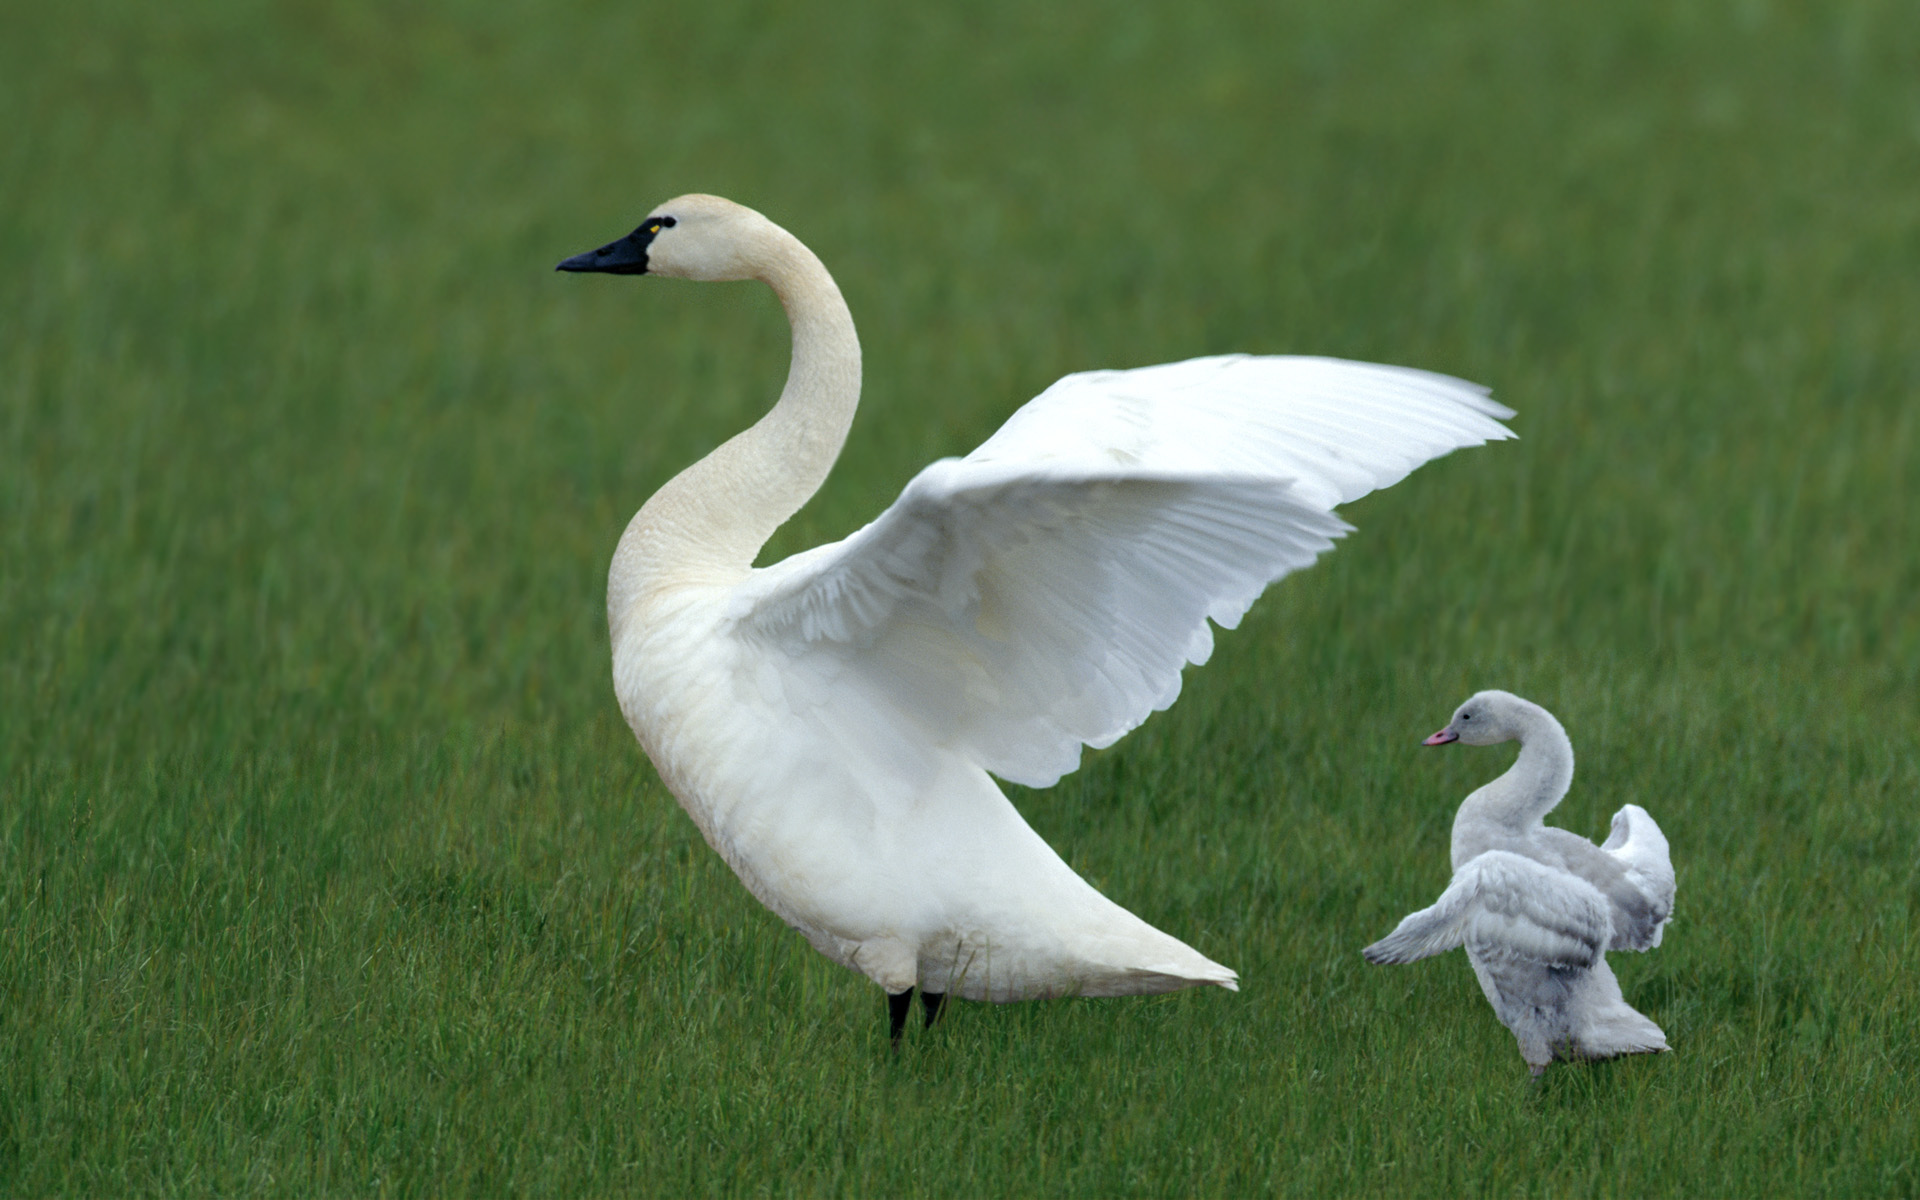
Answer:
3, 0, 1916, 1194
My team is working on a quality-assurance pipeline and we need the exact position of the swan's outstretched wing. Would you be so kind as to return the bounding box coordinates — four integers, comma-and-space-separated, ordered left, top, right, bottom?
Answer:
728, 355, 1514, 788
1534, 804, 1675, 952
1363, 850, 1612, 968
1600, 804, 1675, 949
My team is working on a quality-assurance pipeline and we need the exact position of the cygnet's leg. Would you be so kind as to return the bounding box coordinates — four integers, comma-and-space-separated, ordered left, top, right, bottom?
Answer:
921, 990, 947, 1029
888, 989, 914, 1047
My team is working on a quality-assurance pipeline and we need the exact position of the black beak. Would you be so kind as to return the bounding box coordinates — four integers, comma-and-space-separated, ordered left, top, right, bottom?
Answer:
556, 224, 659, 275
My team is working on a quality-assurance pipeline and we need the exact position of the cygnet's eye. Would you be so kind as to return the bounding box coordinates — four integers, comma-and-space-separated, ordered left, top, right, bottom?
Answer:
1461, 712, 1473, 721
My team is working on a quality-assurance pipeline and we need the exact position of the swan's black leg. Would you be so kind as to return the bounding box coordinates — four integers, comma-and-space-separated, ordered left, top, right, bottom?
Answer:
921, 990, 947, 1028
888, 988, 914, 1047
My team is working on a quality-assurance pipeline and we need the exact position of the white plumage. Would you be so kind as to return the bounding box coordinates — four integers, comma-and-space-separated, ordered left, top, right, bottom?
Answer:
734, 355, 1511, 789
559, 195, 1516, 1034
1365, 691, 1675, 1074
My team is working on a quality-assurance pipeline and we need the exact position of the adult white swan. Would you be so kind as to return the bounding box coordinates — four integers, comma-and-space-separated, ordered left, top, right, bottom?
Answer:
1364, 691, 1675, 1074
557, 195, 1515, 1042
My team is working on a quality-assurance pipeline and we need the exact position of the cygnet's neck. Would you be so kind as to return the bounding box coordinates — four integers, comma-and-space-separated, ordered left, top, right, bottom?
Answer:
1450, 700, 1575, 868
607, 224, 861, 640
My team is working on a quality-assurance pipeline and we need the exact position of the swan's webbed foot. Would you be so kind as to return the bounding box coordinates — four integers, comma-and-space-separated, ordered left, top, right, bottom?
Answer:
888, 988, 914, 1048
921, 990, 947, 1029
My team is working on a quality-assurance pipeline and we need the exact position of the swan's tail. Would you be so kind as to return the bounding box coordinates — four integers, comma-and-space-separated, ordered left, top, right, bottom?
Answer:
1581, 1006, 1669, 1059
1570, 958, 1669, 1060
1078, 954, 1240, 998
916, 924, 1239, 1002
1068, 907, 1240, 997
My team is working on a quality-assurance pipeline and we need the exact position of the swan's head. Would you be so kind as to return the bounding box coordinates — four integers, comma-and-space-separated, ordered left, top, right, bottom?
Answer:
556, 194, 776, 282
1424, 689, 1532, 747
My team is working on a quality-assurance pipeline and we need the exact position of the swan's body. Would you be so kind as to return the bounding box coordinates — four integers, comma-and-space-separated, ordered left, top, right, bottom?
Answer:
559, 195, 1516, 1036
1364, 691, 1675, 1074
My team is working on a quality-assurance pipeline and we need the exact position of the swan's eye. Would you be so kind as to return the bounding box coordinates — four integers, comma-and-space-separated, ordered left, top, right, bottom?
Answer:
660, 216, 677, 228
1461, 713, 1473, 721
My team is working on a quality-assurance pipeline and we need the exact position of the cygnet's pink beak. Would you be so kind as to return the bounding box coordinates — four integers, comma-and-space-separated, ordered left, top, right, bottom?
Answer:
1423, 728, 1459, 746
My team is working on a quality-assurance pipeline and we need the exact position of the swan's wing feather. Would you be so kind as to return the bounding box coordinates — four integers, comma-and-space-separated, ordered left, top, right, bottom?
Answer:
1600, 804, 1676, 949
730, 355, 1514, 787
969, 355, 1514, 513
1538, 814, 1675, 953
1363, 851, 1611, 969
734, 464, 1345, 786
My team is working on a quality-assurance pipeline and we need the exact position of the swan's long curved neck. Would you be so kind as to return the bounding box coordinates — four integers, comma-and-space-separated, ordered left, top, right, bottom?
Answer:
608, 228, 861, 638
1451, 702, 1575, 857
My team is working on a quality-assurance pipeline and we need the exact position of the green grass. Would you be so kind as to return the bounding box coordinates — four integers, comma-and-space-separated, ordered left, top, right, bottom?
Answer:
4, 0, 1918, 1193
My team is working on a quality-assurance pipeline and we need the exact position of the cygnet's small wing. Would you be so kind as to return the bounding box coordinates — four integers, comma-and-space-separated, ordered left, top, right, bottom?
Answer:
1364, 850, 1612, 969
729, 356, 1514, 788
1600, 803, 1676, 949
1533, 824, 1668, 954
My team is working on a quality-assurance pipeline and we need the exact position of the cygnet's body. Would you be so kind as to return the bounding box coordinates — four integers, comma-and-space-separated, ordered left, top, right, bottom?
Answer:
558, 195, 1516, 1040
1364, 691, 1674, 1074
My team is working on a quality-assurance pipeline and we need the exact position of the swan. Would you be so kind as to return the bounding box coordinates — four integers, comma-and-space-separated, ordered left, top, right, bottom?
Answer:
556, 194, 1516, 1043
1363, 690, 1675, 1075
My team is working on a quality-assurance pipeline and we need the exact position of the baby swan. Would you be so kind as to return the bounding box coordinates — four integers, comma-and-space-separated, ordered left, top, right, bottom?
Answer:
1364, 691, 1675, 1076
558, 195, 1516, 1044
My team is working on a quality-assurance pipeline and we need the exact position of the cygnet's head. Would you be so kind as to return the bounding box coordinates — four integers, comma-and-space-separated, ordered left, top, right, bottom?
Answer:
556, 194, 775, 282
1423, 689, 1535, 747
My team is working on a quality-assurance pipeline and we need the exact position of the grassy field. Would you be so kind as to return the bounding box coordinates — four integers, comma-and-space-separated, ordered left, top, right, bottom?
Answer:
4, 0, 1917, 1193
